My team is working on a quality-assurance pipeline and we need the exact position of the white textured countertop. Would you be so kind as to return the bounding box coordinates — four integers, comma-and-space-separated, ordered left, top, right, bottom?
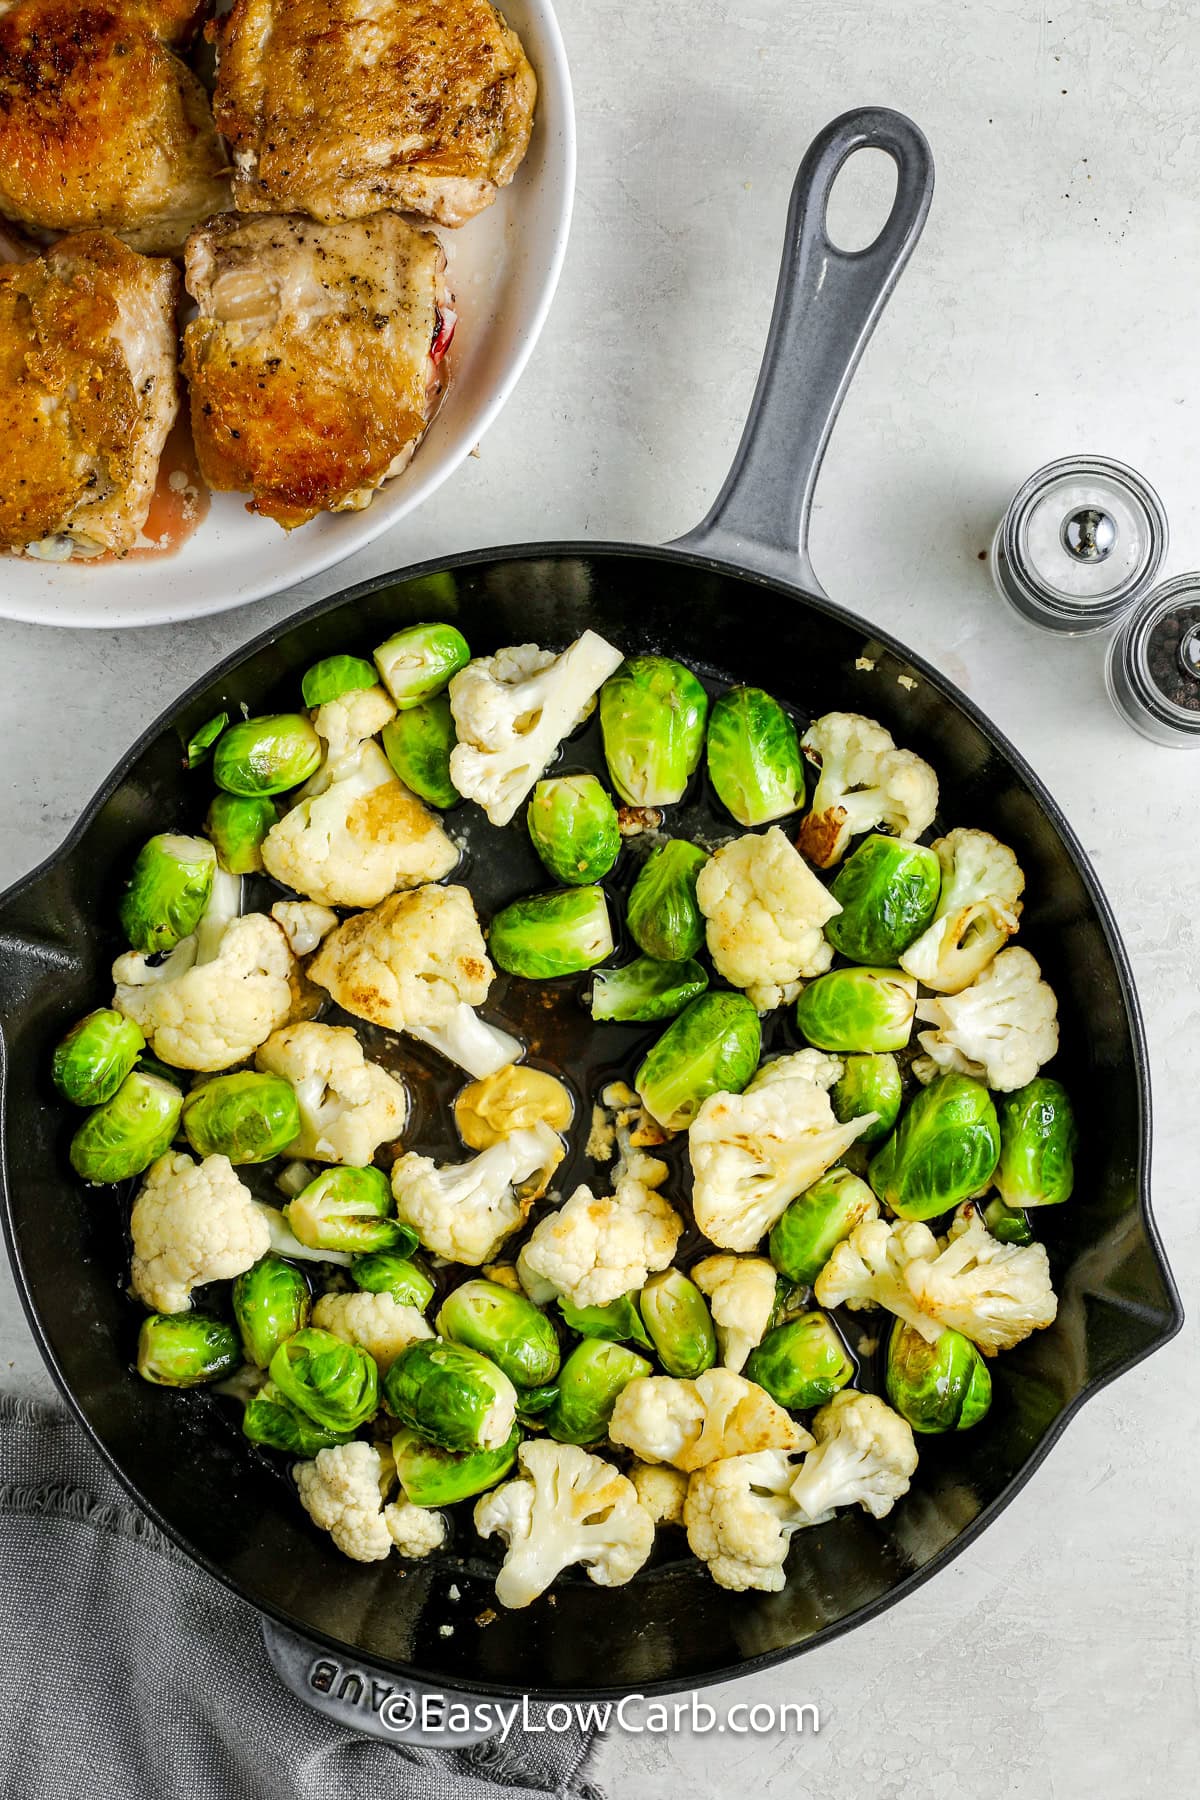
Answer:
2, 0, 1196, 1791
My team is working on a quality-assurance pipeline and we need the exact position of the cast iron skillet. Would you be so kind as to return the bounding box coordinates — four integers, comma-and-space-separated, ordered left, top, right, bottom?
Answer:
0, 110, 1183, 1721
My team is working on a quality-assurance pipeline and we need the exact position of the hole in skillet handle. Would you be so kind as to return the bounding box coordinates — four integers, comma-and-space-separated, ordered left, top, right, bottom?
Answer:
822, 145, 901, 254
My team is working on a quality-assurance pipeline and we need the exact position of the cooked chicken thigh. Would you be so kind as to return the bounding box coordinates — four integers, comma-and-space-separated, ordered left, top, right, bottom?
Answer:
183, 211, 453, 529
0, 232, 180, 557
0, 1, 231, 253
213, 0, 536, 228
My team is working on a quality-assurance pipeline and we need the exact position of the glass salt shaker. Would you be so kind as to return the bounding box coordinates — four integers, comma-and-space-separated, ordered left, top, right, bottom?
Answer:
1106, 575, 1200, 746
990, 455, 1168, 635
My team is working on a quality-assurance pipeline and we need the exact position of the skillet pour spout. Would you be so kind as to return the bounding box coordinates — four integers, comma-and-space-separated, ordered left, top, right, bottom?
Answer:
0, 105, 1184, 1703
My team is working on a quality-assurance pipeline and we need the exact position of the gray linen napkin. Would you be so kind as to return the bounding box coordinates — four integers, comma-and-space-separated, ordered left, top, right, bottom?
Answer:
0, 1395, 603, 1800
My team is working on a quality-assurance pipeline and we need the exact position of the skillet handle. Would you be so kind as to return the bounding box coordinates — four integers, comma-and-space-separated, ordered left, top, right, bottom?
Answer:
671, 106, 934, 596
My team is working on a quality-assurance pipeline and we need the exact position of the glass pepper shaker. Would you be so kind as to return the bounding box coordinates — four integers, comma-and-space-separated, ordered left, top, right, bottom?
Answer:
1106, 575, 1200, 746
990, 455, 1168, 635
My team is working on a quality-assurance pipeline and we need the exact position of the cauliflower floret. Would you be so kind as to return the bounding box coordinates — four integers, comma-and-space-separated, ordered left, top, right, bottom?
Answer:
255, 1021, 408, 1165
384, 1495, 448, 1557
296, 1442, 396, 1562
262, 686, 458, 908
608, 1369, 806, 1471
270, 900, 340, 957
629, 1461, 689, 1527
813, 1216, 944, 1340
130, 1151, 270, 1314
901, 1204, 1058, 1355
312, 1290, 432, 1371
695, 827, 841, 1008
391, 1124, 564, 1265
113, 872, 306, 1072
309, 884, 520, 1079
688, 1053, 875, 1251
913, 947, 1059, 1092
448, 632, 624, 827
788, 1390, 918, 1525
517, 1176, 683, 1311
253, 1200, 352, 1267
473, 1439, 654, 1608
684, 1448, 811, 1592
797, 712, 938, 869
899, 828, 1025, 993
690, 1254, 779, 1373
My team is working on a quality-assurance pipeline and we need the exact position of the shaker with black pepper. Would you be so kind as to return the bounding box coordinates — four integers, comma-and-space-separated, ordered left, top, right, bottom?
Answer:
1106, 576, 1200, 746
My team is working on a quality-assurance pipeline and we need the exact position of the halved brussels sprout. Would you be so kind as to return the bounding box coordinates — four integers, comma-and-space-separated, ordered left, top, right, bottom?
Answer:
885, 1319, 992, 1432
243, 1380, 353, 1455
626, 839, 708, 963
744, 1311, 855, 1410
516, 1383, 560, 1422
982, 1195, 1035, 1245
635, 992, 762, 1130
526, 775, 620, 885
269, 1327, 379, 1433
184, 712, 229, 769
391, 1423, 520, 1506
830, 1053, 903, 1145
301, 654, 378, 708
232, 1255, 311, 1369
825, 835, 942, 965
768, 1167, 878, 1286
795, 967, 917, 1053
599, 656, 709, 806
137, 1313, 241, 1387
589, 955, 709, 1023
381, 694, 460, 809
213, 715, 323, 797
69, 1070, 183, 1185
638, 1269, 717, 1378
52, 1009, 145, 1108
383, 1339, 518, 1452
489, 886, 614, 978
118, 834, 216, 955
374, 622, 470, 709
545, 1339, 651, 1445
705, 686, 805, 826
435, 1279, 561, 1387
205, 792, 280, 875
558, 1291, 653, 1349
182, 1071, 301, 1165
351, 1249, 431, 1309
995, 1078, 1077, 1209
285, 1166, 409, 1255
869, 1073, 1000, 1220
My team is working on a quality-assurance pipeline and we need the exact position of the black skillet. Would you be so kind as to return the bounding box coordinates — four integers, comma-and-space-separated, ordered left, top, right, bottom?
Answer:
0, 109, 1183, 1734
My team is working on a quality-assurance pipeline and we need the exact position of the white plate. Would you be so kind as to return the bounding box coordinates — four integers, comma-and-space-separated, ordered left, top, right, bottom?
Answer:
0, 0, 575, 630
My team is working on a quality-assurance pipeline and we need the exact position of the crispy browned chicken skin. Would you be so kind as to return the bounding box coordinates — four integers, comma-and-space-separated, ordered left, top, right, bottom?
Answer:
0, 231, 180, 556
183, 211, 452, 529
0, 1, 231, 253
212, 0, 536, 228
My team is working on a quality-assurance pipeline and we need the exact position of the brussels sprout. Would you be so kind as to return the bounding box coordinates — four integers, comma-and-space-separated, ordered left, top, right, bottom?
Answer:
185, 711, 229, 769
391, 1424, 520, 1506
869, 1073, 1000, 1221
744, 1312, 855, 1410
558, 1292, 653, 1349
52, 1009, 145, 1107
285, 1165, 409, 1255
626, 839, 708, 963
205, 792, 279, 874
995, 1078, 1077, 1209
638, 1269, 717, 1378
545, 1339, 652, 1445
118, 833, 216, 955
232, 1255, 311, 1368
825, 835, 942, 965
373, 622, 470, 709
269, 1327, 379, 1433
526, 775, 620, 885
182, 1071, 301, 1165
69, 1070, 183, 1184
705, 686, 805, 826
243, 1380, 353, 1455
885, 1319, 992, 1433
381, 694, 460, 809
795, 967, 917, 1053
599, 656, 709, 806
489, 886, 614, 978
983, 1195, 1035, 1245
635, 992, 762, 1130
213, 714, 323, 797
136, 1313, 241, 1387
516, 1383, 560, 1422
768, 1167, 878, 1286
301, 654, 378, 708
351, 1249, 431, 1308
589, 955, 709, 1023
830, 1053, 903, 1145
136, 1053, 186, 1089
383, 1339, 518, 1452
435, 1279, 561, 1387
